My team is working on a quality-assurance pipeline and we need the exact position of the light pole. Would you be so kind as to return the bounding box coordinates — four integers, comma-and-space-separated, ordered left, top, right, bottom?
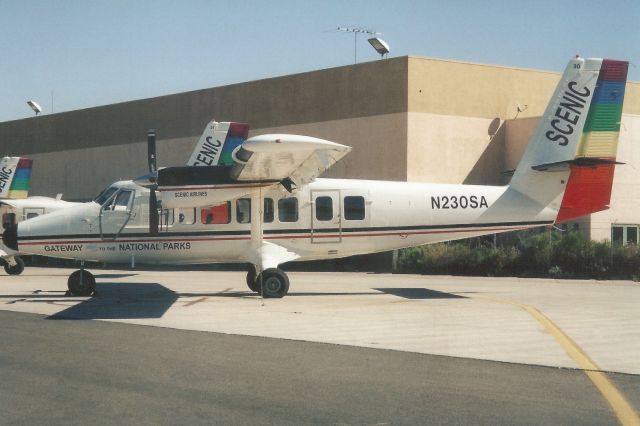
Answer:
336, 27, 383, 64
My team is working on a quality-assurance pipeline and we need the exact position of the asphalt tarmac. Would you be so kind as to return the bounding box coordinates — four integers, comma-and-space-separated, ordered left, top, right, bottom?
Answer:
0, 309, 634, 426
0, 268, 638, 424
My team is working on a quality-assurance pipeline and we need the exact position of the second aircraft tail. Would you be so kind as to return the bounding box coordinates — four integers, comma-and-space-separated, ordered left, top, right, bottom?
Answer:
0, 157, 33, 199
187, 120, 249, 167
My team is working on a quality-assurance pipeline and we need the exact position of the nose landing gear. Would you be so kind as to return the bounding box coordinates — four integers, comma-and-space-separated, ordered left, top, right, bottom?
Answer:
66, 269, 96, 297
3, 256, 25, 275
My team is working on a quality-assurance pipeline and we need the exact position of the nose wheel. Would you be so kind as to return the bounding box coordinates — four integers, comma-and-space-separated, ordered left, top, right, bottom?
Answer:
67, 269, 96, 296
4, 256, 25, 275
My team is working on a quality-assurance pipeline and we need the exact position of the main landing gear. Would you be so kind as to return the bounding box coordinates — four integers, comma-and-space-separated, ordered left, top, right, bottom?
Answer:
67, 269, 96, 297
246, 264, 290, 298
4, 256, 25, 275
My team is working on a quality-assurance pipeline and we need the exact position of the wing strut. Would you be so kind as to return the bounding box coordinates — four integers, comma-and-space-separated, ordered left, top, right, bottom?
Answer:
250, 187, 264, 301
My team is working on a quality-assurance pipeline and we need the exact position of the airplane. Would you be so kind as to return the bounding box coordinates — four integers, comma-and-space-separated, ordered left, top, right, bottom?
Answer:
0, 120, 241, 275
2, 56, 628, 298
0, 157, 80, 275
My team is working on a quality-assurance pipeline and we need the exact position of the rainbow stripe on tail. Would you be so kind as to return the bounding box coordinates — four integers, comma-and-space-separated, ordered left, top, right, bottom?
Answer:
187, 121, 249, 167
0, 157, 32, 199
8, 158, 33, 199
219, 122, 249, 165
556, 59, 628, 223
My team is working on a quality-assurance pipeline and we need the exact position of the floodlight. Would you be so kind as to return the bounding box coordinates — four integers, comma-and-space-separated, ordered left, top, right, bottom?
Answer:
27, 100, 42, 116
368, 37, 390, 58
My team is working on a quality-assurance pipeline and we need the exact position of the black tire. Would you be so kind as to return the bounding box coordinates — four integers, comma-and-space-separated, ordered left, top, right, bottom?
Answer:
246, 264, 261, 293
4, 257, 25, 275
67, 270, 96, 296
258, 268, 289, 298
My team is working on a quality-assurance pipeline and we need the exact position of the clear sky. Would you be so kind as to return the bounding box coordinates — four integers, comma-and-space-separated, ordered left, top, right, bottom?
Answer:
1, 0, 639, 122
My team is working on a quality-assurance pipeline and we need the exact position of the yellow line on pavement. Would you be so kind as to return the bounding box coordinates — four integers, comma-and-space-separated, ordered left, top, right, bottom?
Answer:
491, 297, 639, 426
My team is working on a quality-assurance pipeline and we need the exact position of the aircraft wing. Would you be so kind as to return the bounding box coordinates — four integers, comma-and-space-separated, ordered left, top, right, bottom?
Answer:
230, 134, 351, 187
156, 134, 351, 207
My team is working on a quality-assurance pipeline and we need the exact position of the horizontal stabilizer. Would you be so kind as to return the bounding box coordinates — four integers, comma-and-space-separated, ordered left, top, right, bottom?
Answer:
531, 158, 623, 172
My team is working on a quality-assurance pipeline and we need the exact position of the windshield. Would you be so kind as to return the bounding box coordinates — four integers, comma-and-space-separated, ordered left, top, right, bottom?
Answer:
94, 187, 118, 205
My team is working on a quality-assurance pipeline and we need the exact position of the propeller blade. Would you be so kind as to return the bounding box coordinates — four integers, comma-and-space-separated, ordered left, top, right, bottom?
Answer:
149, 188, 159, 235
147, 130, 157, 179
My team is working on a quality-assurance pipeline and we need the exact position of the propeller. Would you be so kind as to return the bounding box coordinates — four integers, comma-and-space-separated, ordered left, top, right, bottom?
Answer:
147, 130, 159, 235
148, 129, 157, 178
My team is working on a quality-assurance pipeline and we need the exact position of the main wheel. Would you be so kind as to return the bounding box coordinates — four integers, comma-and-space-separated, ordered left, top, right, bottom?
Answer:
258, 268, 289, 298
246, 264, 261, 293
67, 270, 96, 296
4, 257, 25, 275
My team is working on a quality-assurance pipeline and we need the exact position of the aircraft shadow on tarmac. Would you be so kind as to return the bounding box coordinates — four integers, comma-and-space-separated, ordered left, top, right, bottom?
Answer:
48, 282, 178, 320
374, 288, 469, 299
1, 283, 469, 321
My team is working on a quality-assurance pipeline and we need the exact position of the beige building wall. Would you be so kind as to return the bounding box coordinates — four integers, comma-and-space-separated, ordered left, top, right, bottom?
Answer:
407, 56, 640, 118
408, 57, 559, 119
406, 113, 505, 184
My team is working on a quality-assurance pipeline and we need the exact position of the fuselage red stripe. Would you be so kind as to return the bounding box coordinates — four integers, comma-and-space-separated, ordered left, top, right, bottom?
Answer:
18, 225, 534, 246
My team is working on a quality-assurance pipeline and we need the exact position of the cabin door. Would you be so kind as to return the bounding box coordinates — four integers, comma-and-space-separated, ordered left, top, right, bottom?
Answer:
311, 190, 341, 243
99, 189, 135, 240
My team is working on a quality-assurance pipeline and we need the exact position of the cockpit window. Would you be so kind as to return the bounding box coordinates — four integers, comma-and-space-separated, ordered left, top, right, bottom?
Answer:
94, 187, 118, 205
114, 191, 131, 209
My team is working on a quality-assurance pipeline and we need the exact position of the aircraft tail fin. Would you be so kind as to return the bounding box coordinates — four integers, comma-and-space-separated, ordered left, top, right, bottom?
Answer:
186, 120, 249, 167
507, 57, 628, 223
554, 59, 628, 223
0, 157, 32, 199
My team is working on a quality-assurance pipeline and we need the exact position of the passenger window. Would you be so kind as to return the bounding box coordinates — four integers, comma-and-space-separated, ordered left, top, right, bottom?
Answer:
264, 198, 274, 223
315, 196, 333, 221
26, 212, 39, 220
178, 208, 196, 225
236, 199, 251, 224
344, 196, 365, 220
2, 213, 16, 229
278, 198, 298, 222
201, 202, 231, 224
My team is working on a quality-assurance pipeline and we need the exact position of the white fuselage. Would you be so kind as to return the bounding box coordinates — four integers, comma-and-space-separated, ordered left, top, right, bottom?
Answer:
14, 178, 556, 265
0, 197, 80, 258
